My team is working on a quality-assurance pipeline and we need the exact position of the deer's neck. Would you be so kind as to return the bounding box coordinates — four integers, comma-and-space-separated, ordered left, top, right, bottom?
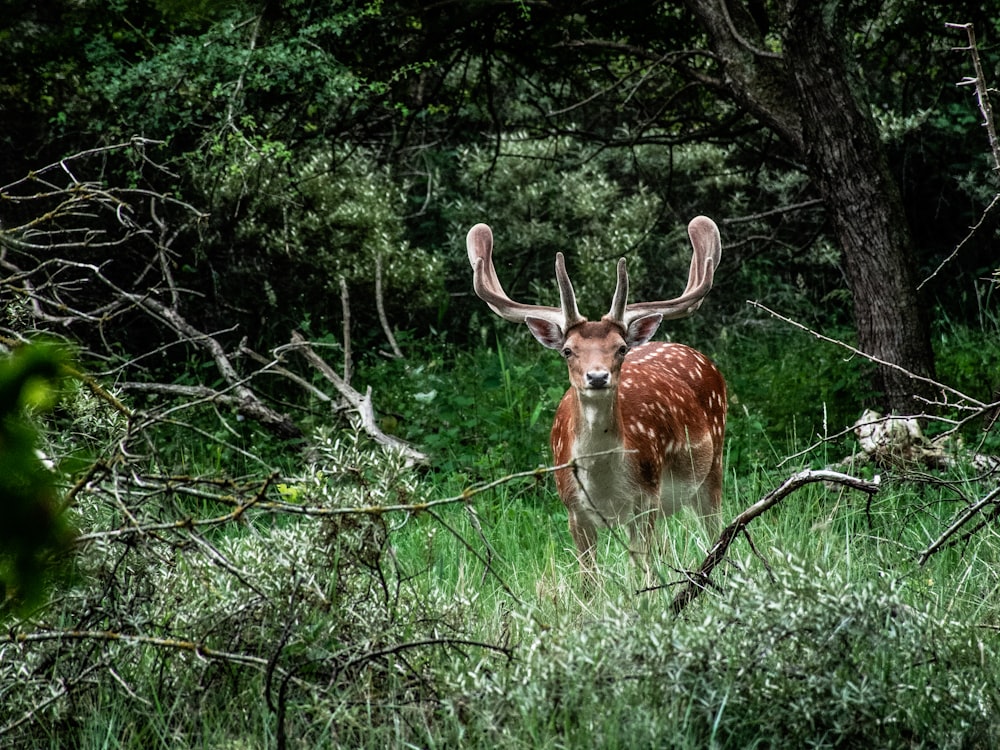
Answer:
572, 387, 622, 453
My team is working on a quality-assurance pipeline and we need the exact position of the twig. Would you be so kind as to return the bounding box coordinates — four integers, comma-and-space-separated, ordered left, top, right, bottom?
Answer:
668, 470, 880, 614
0, 662, 107, 738
724, 199, 824, 224
75, 472, 277, 544
340, 276, 353, 384
136, 296, 301, 437
375, 255, 403, 359
426, 507, 522, 605
917, 484, 1000, 565
73, 451, 626, 541
4, 629, 281, 672
919, 193, 1000, 290
748, 300, 982, 408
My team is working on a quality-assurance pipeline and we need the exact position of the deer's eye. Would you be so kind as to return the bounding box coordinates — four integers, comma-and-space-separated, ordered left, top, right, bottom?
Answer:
617, 345, 629, 357
561, 347, 574, 359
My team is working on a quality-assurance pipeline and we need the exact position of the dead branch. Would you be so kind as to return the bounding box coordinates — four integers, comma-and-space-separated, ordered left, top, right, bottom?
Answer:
918, 484, 1000, 565
375, 255, 404, 359
238, 341, 341, 408
919, 23, 1000, 289
4, 628, 281, 672
74, 453, 614, 541
748, 303, 1000, 475
286, 332, 426, 463
1, 143, 300, 438
340, 276, 353, 383
947, 22, 1000, 171
133, 296, 300, 438
669, 470, 880, 614
749, 300, 981, 410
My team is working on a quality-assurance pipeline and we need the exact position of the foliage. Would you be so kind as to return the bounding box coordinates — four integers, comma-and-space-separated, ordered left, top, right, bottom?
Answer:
198, 143, 446, 336
0, 343, 75, 616
451, 566, 998, 748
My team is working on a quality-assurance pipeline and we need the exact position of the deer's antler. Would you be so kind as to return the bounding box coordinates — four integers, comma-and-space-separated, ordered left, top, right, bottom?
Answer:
466, 223, 584, 330
606, 216, 722, 328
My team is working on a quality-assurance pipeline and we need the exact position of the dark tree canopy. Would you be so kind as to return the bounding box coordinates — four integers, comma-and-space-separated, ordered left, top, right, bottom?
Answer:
1, 0, 998, 413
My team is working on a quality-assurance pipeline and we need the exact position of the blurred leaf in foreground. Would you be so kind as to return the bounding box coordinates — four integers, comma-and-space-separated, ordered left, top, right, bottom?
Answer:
0, 342, 76, 617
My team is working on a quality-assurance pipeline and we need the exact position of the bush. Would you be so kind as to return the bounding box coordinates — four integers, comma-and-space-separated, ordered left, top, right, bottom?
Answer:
449, 561, 1000, 748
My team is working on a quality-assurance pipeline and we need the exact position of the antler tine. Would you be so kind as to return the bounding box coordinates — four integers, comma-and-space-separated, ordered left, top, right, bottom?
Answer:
606, 258, 629, 324
554, 252, 585, 328
467, 223, 582, 328
622, 215, 721, 326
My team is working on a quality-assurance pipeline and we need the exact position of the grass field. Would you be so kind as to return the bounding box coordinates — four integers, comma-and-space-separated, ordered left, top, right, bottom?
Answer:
3, 320, 1000, 748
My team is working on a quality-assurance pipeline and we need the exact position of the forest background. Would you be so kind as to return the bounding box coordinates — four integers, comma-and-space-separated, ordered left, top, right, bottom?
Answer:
2, 1, 1000, 747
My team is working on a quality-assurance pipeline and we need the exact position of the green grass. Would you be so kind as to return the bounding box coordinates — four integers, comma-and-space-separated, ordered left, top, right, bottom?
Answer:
5, 317, 1000, 748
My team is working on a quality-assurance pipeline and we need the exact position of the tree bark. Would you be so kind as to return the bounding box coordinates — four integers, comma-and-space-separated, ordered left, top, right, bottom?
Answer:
686, 0, 937, 413
784, 2, 936, 410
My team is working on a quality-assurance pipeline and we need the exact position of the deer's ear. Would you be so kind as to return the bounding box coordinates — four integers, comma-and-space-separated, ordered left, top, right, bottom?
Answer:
525, 316, 565, 350
626, 313, 662, 347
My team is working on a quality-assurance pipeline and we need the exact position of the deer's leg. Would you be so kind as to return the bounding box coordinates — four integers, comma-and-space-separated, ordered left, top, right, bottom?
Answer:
627, 509, 657, 586
568, 511, 598, 578
694, 462, 724, 541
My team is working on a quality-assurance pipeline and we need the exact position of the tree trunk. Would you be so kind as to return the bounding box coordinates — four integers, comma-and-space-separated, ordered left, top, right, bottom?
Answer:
686, 0, 937, 413
784, 3, 936, 412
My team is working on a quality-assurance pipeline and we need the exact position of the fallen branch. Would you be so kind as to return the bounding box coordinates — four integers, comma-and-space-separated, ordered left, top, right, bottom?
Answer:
287, 331, 426, 463
136, 296, 301, 438
918, 484, 1000, 565
669, 470, 880, 614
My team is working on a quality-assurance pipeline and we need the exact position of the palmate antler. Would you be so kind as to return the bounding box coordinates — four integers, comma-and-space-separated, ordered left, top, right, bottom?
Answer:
466, 223, 584, 329
608, 216, 722, 328
467, 217, 721, 333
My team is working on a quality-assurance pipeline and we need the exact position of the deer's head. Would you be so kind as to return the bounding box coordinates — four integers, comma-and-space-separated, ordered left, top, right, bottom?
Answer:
466, 217, 722, 396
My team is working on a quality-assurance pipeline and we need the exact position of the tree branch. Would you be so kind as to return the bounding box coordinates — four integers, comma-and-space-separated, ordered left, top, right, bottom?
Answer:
918, 484, 1000, 565
668, 470, 880, 614
286, 332, 425, 463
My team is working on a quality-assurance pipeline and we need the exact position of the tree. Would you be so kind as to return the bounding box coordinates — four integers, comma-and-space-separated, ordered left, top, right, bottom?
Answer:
685, 0, 936, 411
420, 0, 993, 413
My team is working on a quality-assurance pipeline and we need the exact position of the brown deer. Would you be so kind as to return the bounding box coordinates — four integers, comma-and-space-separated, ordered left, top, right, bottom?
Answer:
466, 217, 726, 578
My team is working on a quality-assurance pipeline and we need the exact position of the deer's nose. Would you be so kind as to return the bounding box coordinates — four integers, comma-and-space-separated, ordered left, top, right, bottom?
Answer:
585, 370, 610, 388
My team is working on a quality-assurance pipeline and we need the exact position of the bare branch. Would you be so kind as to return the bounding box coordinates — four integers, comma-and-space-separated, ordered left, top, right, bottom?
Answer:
917, 23, 1000, 289
131, 296, 300, 437
918, 484, 1000, 565
287, 332, 425, 463
375, 255, 403, 359
748, 300, 983, 409
340, 276, 354, 383
668, 470, 880, 614
947, 22, 1000, 171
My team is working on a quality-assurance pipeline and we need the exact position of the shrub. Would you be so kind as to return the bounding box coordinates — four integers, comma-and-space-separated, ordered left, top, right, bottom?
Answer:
449, 561, 1000, 748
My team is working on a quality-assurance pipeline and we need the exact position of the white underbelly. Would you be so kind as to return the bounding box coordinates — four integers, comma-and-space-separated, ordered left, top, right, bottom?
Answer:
573, 452, 703, 528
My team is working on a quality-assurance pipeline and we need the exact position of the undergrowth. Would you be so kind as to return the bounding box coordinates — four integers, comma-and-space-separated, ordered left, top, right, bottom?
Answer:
2, 314, 1000, 748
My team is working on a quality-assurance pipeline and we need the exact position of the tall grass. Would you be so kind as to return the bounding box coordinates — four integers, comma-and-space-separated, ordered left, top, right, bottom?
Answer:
4, 316, 1000, 748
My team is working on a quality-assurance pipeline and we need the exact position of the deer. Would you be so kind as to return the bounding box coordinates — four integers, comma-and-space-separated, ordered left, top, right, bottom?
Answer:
466, 216, 726, 580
